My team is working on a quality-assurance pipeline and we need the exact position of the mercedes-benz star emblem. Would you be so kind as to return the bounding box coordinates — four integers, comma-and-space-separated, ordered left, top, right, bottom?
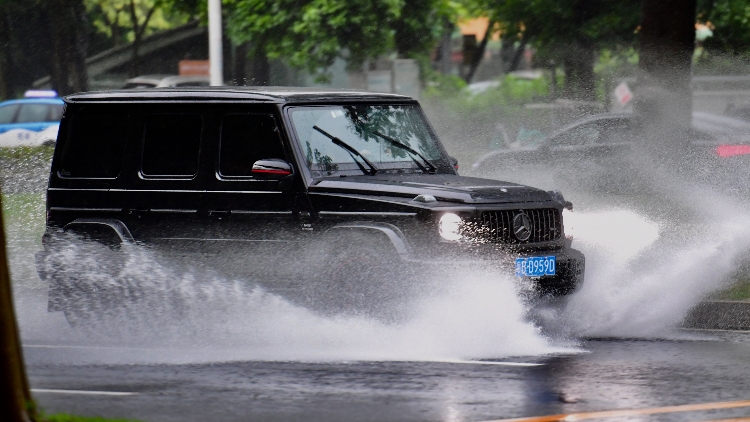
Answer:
513, 212, 532, 241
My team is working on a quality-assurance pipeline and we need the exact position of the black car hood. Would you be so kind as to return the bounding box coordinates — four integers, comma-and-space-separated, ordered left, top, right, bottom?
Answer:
308, 174, 553, 204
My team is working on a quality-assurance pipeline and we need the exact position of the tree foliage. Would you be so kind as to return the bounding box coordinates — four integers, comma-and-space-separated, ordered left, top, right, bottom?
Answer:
85, 0, 186, 46
224, 0, 456, 82
468, 0, 640, 100
699, 0, 750, 54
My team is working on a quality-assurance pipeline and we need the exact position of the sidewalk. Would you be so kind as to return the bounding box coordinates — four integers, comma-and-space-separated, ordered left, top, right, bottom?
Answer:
684, 300, 750, 331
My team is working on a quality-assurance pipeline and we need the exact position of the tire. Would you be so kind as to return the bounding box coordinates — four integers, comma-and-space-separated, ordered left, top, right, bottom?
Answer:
306, 232, 410, 321
44, 236, 131, 329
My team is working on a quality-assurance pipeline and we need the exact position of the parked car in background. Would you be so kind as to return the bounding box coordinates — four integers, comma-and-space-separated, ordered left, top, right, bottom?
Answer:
122, 74, 211, 89
0, 91, 64, 147
472, 112, 750, 195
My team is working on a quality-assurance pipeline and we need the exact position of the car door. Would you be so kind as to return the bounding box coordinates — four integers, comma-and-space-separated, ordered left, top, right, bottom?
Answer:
124, 106, 209, 261
200, 106, 304, 289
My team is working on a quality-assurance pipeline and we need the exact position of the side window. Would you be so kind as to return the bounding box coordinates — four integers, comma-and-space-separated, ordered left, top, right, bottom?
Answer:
58, 112, 129, 178
49, 104, 64, 121
598, 119, 632, 144
142, 114, 202, 177
219, 114, 285, 178
0, 104, 19, 124
550, 122, 603, 148
17, 104, 53, 123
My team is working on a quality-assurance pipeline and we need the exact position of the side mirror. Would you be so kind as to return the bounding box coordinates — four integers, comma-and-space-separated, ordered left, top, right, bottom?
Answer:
251, 159, 294, 180
449, 156, 459, 171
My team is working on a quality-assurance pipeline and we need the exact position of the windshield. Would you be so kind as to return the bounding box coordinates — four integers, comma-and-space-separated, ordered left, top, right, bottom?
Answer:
290, 105, 448, 177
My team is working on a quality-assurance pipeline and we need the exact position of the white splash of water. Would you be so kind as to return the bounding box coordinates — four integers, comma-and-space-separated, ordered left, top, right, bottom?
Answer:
558, 205, 750, 338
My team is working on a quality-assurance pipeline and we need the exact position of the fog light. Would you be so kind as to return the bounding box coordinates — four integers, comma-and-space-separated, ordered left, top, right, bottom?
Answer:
439, 213, 463, 241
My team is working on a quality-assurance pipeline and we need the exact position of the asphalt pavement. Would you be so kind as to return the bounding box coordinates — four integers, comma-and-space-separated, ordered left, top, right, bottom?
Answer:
23, 331, 750, 422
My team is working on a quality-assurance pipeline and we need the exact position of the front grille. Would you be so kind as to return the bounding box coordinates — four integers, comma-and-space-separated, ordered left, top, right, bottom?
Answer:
471, 209, 562, 244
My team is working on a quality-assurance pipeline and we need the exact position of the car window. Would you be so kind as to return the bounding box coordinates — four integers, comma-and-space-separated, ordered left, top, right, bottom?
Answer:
549, 122, 603, 147
123, 82, 157, 89
174, 81, 209, 87
17, 104, 53, 123
58, 112, 129, 178
142, 114, 202, 177
49, 104, 64, 121
219, 114, 285, 177
598, 119, 632, 144
290, 105, 445, 176
0, 104, 20, 124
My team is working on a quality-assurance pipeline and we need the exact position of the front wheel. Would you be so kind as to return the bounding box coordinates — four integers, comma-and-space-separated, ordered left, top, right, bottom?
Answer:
306, 237, 411, 321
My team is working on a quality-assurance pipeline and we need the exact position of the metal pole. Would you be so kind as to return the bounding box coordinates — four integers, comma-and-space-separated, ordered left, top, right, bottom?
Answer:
208, 0, 223, 86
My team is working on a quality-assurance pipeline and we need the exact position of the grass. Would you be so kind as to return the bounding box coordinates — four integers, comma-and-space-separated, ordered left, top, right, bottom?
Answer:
0, 145, 54, 161
712, 278, 750, 301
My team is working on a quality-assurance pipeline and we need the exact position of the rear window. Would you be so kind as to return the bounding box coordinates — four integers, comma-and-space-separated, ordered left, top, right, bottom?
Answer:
141, 114, 202, 177
219, 114, 285, 177
58, 112, 129, 178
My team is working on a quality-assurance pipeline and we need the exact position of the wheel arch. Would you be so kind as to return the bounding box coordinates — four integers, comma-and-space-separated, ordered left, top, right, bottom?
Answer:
323, 222, 413, 257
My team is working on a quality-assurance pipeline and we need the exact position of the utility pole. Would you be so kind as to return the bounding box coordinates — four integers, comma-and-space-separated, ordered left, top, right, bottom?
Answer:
208, 0, 223, 86
0, 191, 33, 422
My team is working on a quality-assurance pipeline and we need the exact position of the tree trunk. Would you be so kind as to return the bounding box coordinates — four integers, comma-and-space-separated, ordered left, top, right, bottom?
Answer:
562, 41, 595, 101
45, 0, 89, 95
0, 191, 34, 422
464, 21, 494, 84
46, 1, 71, 95
0, 10, 12, 100
436, 18, 453, 75
636, 0, 696, 148
232, 42, 248, 85
249, 46, 270, 86
70, 0, 88, 92
507, 38, 528, 73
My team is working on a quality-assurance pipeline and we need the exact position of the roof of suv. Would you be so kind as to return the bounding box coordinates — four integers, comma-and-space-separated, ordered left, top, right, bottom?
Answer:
64, 87, 415, 104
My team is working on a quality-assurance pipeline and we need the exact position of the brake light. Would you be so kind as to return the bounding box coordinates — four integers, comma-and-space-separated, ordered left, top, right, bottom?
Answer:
716, 145, 750, 157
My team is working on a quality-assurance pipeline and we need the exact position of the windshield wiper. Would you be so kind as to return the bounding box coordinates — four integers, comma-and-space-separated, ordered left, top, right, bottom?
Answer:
313, 126, 378, 175
372, 131, 437, 173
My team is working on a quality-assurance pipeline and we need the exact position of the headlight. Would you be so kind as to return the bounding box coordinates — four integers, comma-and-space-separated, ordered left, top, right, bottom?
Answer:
439, 213, 463, 241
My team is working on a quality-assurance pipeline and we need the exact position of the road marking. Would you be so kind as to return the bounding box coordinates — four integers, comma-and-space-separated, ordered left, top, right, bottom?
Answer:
24, 344, 159, 351
703, 418, 750, 421
31, 389, 137, 396
479, 399, 750, 421
433, 359, 542, 367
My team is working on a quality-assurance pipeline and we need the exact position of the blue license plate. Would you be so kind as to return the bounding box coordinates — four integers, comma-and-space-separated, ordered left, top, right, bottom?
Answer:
515, 256, 556, 277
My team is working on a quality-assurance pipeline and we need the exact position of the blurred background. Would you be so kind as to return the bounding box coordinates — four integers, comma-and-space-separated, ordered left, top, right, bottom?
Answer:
3, 0, 748, 166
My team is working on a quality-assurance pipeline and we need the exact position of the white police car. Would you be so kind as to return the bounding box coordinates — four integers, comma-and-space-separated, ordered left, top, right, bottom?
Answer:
0, 90, 63, 147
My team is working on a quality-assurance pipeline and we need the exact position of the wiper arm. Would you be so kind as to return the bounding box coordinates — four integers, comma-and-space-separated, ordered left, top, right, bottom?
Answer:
313, 126, 378, 175
372, 131, 437, 173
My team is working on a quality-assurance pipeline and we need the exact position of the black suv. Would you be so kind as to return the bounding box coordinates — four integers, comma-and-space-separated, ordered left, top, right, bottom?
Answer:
36, 88, 584, 321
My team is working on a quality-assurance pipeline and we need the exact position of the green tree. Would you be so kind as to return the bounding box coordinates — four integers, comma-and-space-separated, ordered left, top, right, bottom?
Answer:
85, 0, 194, 76
470, 0, 640, 100
224, 0, 455, 85
698, 0, 750, 54
224, 0, 403, 84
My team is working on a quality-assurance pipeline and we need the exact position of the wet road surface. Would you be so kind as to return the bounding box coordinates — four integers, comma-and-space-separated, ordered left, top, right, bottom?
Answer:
24, 331, 750, 422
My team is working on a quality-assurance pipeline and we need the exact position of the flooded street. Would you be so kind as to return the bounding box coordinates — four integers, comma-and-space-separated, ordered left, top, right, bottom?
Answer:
23, 335, 750, 422
4, 147, 750, 421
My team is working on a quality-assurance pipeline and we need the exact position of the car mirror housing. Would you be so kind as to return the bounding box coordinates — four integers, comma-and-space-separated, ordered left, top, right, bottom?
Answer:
251, 159, 294, 180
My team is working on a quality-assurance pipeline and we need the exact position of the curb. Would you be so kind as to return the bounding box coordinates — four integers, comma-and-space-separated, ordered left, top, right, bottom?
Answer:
684, 300, 750, 331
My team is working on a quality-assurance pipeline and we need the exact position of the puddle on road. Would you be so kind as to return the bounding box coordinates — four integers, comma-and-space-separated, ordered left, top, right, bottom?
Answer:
10, 148, 750, 365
